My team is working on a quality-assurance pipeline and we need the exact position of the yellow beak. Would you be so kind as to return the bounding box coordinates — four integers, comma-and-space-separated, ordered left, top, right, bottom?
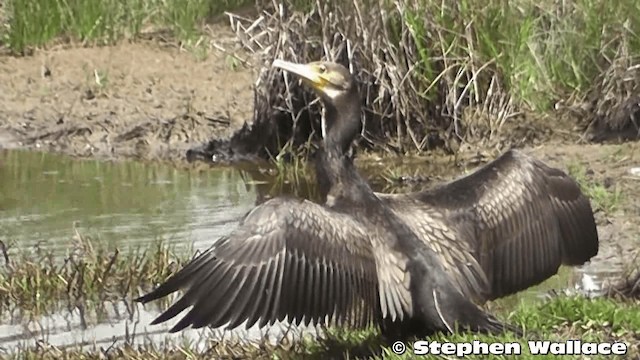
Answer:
272, 59, 326, 90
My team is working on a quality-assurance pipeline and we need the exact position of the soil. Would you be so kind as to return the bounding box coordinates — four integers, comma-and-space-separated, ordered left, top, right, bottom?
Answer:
0, 24, 257, 164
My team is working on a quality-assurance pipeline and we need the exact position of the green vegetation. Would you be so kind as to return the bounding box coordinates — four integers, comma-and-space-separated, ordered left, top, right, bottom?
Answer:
568, 161, 622, 214
6, 295, 639, 359
8, 339, 282, 360
289, 296, 639, 359
0, 228, 188, 317
1, 0, 253, 53
250, 0, 640, 153
248, 139, 321, 201
8, 341, 279, 360
2, 0, 639, 151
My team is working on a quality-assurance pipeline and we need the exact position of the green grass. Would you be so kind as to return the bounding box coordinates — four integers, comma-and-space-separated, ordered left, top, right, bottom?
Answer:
7, 296, 637, 359
247, 0, 640, 154
395, 0, 640, 111
1, 0, 253, 53
567, 161, 622, 214
292, 296, 639, 359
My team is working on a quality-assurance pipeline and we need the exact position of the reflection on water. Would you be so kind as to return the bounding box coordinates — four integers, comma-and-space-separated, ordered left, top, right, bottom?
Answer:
0, 150, 625, 354
0, 150, 258, 255
0, 301, 309, 353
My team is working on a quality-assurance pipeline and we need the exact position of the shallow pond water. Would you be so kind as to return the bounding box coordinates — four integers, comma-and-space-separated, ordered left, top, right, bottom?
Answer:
0, 150, 258, 256
0, 149, 621, 353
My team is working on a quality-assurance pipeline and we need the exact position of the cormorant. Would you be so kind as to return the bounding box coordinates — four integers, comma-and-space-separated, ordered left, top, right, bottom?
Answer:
136, 60, 599, 339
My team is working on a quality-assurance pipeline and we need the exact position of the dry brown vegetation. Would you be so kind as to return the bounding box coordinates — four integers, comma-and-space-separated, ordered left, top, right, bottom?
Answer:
221, 0, 640, 159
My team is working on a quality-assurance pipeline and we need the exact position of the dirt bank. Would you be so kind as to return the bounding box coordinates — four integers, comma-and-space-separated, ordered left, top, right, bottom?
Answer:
0, 25, 256, 164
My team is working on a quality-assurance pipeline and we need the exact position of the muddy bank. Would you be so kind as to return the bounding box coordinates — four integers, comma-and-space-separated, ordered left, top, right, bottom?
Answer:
0, 26, 256, 164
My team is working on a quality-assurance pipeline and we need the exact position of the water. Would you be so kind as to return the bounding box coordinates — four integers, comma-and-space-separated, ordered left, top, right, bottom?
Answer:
0, 150, 258, 256
0, 149, 623, 354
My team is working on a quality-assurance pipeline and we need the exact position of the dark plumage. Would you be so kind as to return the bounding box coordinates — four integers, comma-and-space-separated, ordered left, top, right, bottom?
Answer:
136, 60, 599, 338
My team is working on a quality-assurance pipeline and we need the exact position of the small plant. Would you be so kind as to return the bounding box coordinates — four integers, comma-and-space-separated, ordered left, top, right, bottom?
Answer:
93, 68, 109, 88
567, 162, 622, 214
225, 54, 241, 71
267, 140, 318, 200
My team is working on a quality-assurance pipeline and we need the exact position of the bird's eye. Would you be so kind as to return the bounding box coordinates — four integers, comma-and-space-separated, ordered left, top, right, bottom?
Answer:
318, 65, 327, 73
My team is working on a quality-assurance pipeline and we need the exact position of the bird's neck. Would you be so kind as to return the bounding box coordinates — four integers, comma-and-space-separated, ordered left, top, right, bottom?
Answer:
323, 99, 361, 154
315, 99, 371, 206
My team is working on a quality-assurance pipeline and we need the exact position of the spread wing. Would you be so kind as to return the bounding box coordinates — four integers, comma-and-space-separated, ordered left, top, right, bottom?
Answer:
384, 149, 598, 301
136, 196, 412, 332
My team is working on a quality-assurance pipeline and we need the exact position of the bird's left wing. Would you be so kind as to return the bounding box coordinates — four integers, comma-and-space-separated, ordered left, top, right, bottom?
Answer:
136, 196, 411, 332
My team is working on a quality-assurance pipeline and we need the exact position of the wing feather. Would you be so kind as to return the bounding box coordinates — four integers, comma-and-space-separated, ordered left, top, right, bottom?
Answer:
225, 266, 259, 328
137, 196, 412, 331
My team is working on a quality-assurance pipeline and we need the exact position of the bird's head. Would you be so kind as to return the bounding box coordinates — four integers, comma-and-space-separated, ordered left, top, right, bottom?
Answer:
272, 59, 361, 151
272, 60, 355, 103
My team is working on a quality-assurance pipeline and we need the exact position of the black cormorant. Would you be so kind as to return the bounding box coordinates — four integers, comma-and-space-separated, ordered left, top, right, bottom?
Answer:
136, 60, 599, 338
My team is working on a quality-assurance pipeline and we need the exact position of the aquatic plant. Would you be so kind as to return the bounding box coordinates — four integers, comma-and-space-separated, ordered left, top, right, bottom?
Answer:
0, 226, 189, 318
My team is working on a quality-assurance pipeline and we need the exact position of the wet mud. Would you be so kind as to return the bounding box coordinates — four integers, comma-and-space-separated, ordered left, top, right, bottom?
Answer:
0, 25, 256, 164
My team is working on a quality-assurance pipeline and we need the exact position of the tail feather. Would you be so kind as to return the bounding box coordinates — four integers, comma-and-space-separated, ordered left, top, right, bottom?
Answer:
475, 314, 523, 337
433, 286, 524, 337
440, 291, 523, 337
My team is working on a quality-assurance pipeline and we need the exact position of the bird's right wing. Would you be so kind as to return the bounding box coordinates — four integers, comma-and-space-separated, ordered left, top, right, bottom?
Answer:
413, 149, 599, 300
136, 197, 412, 332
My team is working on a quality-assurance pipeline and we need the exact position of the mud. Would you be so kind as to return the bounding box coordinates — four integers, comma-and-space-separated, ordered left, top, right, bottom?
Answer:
0, 24, 256, 164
